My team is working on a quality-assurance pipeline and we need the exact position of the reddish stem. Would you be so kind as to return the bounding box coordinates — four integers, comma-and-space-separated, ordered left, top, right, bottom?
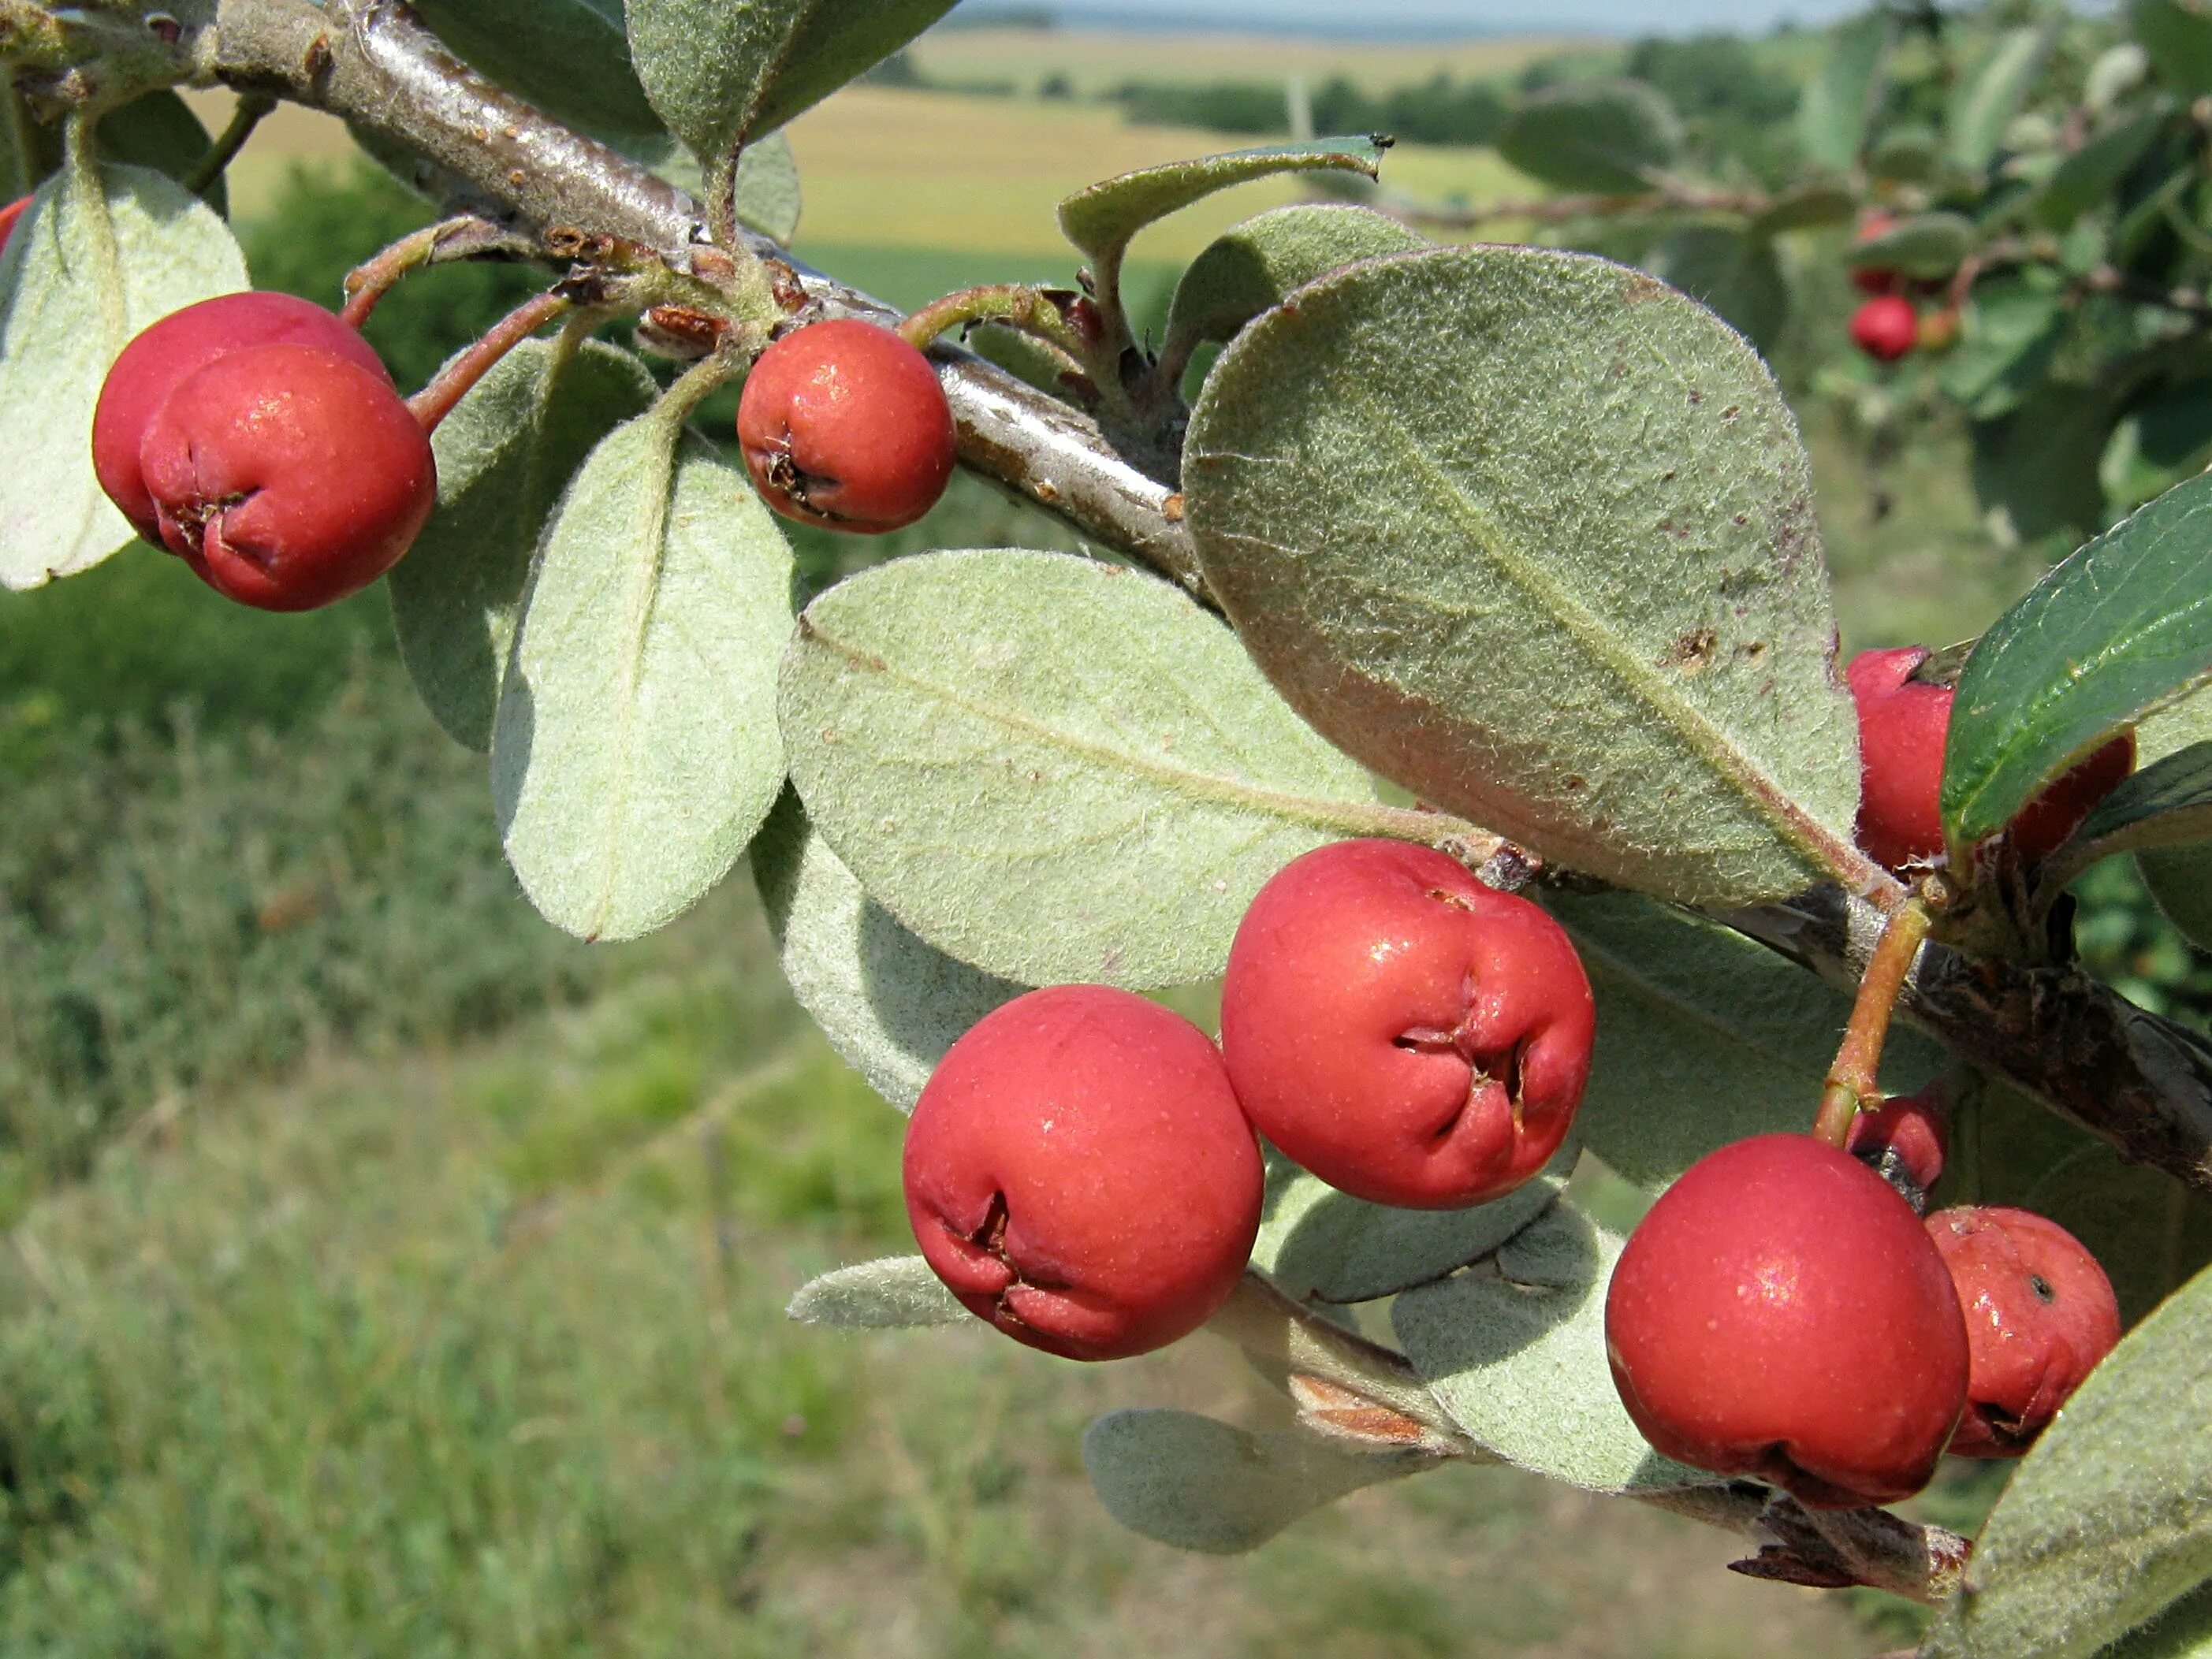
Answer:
406, 292, 575, 435
1812, 900, 1935, 1149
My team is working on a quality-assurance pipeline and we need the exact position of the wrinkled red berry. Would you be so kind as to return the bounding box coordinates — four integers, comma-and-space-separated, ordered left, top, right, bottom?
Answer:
0, 195, 29, 256
1926, 1206, 2121, 1457
736, 318, 956, 534
1847, 1084, 1950, 1203
904, 985, 1263, 1362
1851, 295, 1920, 362
1219, 839, 1593, 1211
138, 343, 436, 612
1606, 1133, 1969, 1509
94, 291, 393, 544
1848, 645, 2135, 872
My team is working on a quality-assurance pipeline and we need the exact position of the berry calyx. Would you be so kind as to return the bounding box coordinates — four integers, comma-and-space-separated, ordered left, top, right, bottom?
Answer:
94, 291, 393, 545
903, 985, 1263, 1362
736, 318, 957, 534
1848, 645, 2136, 872
138, 343, 436, 612
1605, 1133, 1969, 1509
1219, 839, 1594, 1211
0, 195, 29, 255
1851, 294, 1920, 363
1926, 1206, 2121, 1457
1846, 1083, 1950, 1206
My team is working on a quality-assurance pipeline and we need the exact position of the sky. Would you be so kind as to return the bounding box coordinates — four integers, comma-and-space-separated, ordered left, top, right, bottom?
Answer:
963, 1, 1872, 38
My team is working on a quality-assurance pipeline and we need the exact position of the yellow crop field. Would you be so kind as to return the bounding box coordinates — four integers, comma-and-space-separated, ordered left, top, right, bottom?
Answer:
908, 26, 1594, 95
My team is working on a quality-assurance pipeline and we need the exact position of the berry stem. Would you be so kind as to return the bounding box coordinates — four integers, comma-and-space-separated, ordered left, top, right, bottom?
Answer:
898, 283, 1097, 371
406, 291, 575, 435
1813, 898, 1935, 1149
181, 93, 274, 199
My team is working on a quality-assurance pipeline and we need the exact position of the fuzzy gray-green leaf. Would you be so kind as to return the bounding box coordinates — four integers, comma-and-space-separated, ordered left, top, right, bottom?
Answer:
493, 417, 793, 942
1393, 1205, 1709, 1495
779, 549, 1393, 989
787, 1256, 965, 1328
1164, 203, 1425, 360
1058, 139, 1388, 268
750, 789, 1025, 1113
392, 339, 657, 752
1082, 1409, 1432, 1555
1184, 245, 1864, 907
1495, 80, 1682, 193
0, 162, 246, 590
1949, 24, 2060, 173
1797, 11, 1893, 173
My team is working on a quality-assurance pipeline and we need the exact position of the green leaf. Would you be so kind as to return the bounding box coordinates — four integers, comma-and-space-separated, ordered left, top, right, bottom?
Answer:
1551, 890, 1942, 1192
735, 129, 802, 244
1938, 273, 2068, 422
2041, 742, 2212, 888
779, 549, 1393, 988
2030, 106, 2170, 232
2142, 842, 2212, 950
624, 0, 957, 158
1495, 80, 1683, 194
2102, 382, 2212, 511
1923, 1263, 2212, 1659
1949, 24, 2061, 174
1058, 139, 1388, 270
1943, 471, 2212, 857
1164, 203, 1425, 359
391, 338, 657, 753
1845, 210, 1977, 280
0, 90, 58, 199
415, 0, 663, 138
1749, 180, 1856, 236
1393, 1205, 1709, 1495
0, 160, 247, 591
2097, 1582, 2212, 1659
2135, 0, 2212, 96
1972, 378, 2130, 544
750, 789, 1026, 1113
1868, 124, 1944, 184
786, 1256, 965, 1328
1082, 1409, 1431, 1556
493, 414, 794, 942
1641, 225, 1787, 353
1183, 245, 1865, 908
1255, 1140, 1574, 1305
99, 92, 226, 218
1797, 11, 1894, 173
2089, 43, 2154, 111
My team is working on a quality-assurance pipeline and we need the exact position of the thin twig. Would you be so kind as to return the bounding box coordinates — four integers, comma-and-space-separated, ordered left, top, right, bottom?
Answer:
180, 90, 273, 197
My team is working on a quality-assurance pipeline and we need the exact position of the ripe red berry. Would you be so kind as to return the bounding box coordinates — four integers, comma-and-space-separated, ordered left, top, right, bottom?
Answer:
1851, 212, 1900, 296
137, 343, 436, 612
0, 195, 29, 255
1849, 645, 2135, 872
904, 984, 1263, 1361
94, 291, 393, 545
736, 318, 956, 534
1851, 294, 1920, 362
1846, 1084, 1950, 1203
1219, 839, 1593, 1211
1606, 1133, 1969, 1509
1926, 1207, 2121, 1458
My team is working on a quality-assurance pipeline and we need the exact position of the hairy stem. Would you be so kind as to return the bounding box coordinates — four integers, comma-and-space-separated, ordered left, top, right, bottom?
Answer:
405, 288, 573, 433
180, 91, 274, 198
1812, 899, 1934, 1148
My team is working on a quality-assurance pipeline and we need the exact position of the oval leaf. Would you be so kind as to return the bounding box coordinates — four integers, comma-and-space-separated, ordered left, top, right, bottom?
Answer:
1164, 203, 1426, 360
1058, 138, 1388, 267
780, 548, 1398, 988
1495, 80, 1683, 194
1845, 210, 1977, 280
1256, 1140, 1574, 1306
493, 415, 794, 942
2135, 0, 2212, 96
1082, 1409, 1430, 1556
1553, 890, 1942, 1192
2031, 106, 2170, 232
1944, 469, 2212, 858
1797, 11, 1894, 173
787, 1256, 965, 1328
0, 161, 246, 590
414, 0, 663, 137
1923, 1263, 2212, 1659
1641, 225, 1787, 353
750, 788, 1026, 1113
1392, 1205, 1709, 1495
624, 0, 957, 158
1949, 24, 2060, 173
1183, 245, 1866, 907
392, 338, 657, 752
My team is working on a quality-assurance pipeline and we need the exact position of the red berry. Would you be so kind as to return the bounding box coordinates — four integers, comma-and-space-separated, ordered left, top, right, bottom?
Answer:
904, 985, 1263, 1362
736, 318, 956, 534
1926, 1207, 2121, 1457
1605, 1133, 1969, 1509
94, 291, 393, 544
138, 343, 436, 612
0, 195, 29, 256
1851, 295, 1920, 362
1848, 645, 2135, 872
1845, 1084, 1950, 1203
1218, 839, 1593, 1211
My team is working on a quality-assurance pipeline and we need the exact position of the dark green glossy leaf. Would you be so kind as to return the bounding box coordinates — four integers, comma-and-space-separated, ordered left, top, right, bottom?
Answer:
2143, 842, 2212, 950
1944, 470, 2212, 857
1183, 245, 1866, 908
1058, 139, 1387, 269
415, 0, 662, 137
2043, 742, 2212, 889
1495, 80, 1681, 194
1642, 225, 1787, 353
1971, 378, 2130, 543
1797, 12, 1893, 173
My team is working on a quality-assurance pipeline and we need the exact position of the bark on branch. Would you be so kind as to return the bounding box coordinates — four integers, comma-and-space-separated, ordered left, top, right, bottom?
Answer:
202, 0, 2212, 1197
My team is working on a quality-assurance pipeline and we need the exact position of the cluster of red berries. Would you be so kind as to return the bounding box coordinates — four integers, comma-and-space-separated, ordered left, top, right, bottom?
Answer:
1849, 214, 1961, 363
903, 838, 1595, 1362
